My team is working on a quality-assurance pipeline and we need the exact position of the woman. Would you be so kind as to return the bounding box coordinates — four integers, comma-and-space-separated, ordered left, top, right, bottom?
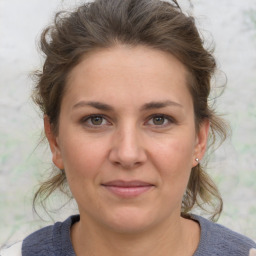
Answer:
1, 0, 255, 255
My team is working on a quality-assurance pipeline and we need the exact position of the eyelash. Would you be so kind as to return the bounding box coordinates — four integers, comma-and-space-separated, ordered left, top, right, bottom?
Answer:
80, 114, 176, 128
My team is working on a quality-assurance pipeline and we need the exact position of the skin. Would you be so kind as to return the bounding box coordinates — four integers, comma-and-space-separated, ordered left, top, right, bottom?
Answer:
45, 45, 209, 256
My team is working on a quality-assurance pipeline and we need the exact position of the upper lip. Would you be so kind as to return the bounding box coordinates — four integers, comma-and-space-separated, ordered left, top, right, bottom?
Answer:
102, 180, 154, 187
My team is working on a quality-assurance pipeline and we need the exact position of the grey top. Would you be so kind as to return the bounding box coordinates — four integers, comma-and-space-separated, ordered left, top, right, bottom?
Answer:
20, 214, 256, 256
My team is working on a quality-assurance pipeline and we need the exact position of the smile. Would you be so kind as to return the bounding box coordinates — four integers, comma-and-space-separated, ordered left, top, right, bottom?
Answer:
101, 180, 154, 198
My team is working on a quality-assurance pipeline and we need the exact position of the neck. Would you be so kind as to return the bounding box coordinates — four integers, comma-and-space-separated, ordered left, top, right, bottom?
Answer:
71, 213, 200, 256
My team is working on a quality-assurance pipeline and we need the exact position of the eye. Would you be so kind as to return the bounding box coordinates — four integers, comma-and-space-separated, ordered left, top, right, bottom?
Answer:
81, 115, 110, 127
146, 115, 174, 127
152, 116, 166, 125
90, 116, 104, 125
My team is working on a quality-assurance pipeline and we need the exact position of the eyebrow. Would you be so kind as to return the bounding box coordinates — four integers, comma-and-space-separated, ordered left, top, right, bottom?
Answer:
140, 100, 183, 111
72, 101, 114, 111
72, 100, 183, 111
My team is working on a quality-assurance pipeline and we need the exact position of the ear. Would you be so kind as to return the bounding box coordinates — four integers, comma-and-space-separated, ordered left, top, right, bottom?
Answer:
44, 115, 64, 170
192, 119, 210, 167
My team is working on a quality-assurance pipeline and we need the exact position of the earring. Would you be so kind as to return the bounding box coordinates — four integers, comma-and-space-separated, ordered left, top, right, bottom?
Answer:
195, 158, 199, 163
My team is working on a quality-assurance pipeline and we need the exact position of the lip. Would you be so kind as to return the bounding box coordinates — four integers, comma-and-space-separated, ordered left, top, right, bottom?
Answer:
101, 180, 154, 198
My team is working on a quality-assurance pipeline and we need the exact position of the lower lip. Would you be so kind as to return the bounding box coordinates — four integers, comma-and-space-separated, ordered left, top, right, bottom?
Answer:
102, 185, 153, 198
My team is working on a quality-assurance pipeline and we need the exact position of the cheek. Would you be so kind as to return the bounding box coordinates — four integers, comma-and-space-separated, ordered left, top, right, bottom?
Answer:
59, 135, 108, 179
151, 135, 195, 169
60, 137, 108, 205
150, 135, 195, 190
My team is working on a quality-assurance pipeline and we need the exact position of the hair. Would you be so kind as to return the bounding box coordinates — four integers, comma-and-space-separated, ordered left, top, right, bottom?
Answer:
32, 0, 228, 221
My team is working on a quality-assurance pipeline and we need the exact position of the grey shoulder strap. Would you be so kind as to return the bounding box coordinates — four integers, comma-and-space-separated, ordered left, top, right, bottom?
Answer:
0, 242, 22, 256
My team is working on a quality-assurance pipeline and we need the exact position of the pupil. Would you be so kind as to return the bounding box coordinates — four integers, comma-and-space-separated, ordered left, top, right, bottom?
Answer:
92, 116, 102, 125
153, 116, 164, 125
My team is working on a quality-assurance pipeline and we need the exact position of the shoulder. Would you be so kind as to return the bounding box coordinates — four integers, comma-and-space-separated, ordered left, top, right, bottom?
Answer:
22, 215, 79, 256
192, 214, 256, 256
22, 222, 57, 256
0, 242, 22, 256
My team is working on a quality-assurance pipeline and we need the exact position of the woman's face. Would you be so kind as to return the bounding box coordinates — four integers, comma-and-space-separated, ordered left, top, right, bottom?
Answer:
45, 45, 209, 233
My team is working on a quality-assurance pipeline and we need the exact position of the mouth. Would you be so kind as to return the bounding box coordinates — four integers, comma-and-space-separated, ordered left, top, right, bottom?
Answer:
101, 180, 154, 198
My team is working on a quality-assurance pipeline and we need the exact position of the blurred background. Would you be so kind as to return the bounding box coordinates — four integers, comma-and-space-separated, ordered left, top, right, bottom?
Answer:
0, 0, 256, 246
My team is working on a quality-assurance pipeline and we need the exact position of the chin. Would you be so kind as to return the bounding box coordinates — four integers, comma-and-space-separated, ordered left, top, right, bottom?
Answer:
102, 207, 161, 234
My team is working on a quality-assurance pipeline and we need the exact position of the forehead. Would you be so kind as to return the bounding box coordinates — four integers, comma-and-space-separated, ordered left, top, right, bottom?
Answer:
64, 45, 192, 109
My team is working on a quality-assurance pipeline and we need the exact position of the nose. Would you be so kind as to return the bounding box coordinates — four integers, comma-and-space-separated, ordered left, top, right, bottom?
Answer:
108, 125, 147, 169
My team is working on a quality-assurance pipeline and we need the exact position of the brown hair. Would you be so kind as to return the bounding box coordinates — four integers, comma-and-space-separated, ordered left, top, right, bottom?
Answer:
33, 0, 228, 220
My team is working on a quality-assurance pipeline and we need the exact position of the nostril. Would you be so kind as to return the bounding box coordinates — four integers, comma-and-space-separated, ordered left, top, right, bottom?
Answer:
112, 160, 142, 169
